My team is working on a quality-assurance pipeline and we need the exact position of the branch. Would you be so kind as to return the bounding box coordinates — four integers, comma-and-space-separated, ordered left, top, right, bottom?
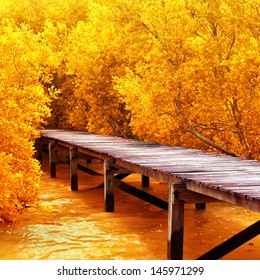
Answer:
92, 90, 126, 138
137, 15, 178, 67
107, 117, 127, 138
242, 124, 253, 159
228, 97, 253, 159
194, 124, 238, 134
187, 123, 237, 157
175, 91, 237, 157
226, 34, 236, 60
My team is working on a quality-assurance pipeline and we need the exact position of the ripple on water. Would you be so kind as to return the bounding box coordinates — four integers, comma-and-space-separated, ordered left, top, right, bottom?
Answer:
16, 218, 146, 260
0, 168, 259, 260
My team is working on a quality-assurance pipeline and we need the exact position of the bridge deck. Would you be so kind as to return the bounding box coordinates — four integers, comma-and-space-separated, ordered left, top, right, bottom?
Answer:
40, 129, 260, 259
41, 129, 260, 212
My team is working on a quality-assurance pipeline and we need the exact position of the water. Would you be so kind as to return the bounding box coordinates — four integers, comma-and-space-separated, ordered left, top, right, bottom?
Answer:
0, 161, 259, 260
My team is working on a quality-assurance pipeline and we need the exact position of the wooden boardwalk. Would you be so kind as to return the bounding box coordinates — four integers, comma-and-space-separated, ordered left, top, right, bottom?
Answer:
39, 129, 260, 260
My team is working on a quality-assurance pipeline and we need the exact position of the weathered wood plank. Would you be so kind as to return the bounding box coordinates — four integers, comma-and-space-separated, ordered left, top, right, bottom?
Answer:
96, 173, 130, 189
78, 147, 112, 160
41, 129, 260, 213
41, 129, 260, 261
77, 164, 102, 176
116, 181, 168, 210
115, 158, 181, 183
186, 181, 260, 212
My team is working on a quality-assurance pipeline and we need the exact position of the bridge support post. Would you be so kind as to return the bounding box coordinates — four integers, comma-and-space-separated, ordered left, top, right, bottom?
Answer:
195, 203, 206, 210
104, 160, 115, 212
36, 138, 43, 163
70, 147, 78, 191
142, 175, 150, 188
167, 183, 185, 260
197, 220, 260, 260
49, 142, 57, 178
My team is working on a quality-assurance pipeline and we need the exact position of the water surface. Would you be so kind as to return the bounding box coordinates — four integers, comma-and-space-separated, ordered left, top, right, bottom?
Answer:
0, 161, 259, 260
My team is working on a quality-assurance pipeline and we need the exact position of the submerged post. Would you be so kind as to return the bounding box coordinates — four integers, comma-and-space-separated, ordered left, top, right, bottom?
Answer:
70, 147, 78, 191
141, 175, 150, 188
36, 138, 43, 164
167, 183, 185, 260
195, 203, 206, 210
49, 142, 57, 178
104, 160, 115, 212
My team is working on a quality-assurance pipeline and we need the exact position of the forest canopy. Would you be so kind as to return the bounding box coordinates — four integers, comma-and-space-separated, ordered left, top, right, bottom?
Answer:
0, 0, 260, 221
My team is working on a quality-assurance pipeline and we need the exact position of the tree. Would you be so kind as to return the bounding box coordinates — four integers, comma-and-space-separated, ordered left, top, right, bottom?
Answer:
115, 0, 260, 159
0, 0, 91, 32
1, 0, 260, 223
0, 20, 56, 222
62, 1, 136, 137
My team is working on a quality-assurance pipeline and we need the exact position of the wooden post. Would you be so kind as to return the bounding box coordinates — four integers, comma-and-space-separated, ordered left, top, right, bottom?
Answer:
36, 138, 43, 164
70, 147, 78, 191
195, 203, 206, 210
49, 142, 57, 178
104, 160, 115, 212
142, 175, 150, 188
167, 183, 185, 260
197, 220, 260, 260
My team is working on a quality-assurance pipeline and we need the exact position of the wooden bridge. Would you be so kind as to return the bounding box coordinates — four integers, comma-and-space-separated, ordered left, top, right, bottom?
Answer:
38, 129, 260, 260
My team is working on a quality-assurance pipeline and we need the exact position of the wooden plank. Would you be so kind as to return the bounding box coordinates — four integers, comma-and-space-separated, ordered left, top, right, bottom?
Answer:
65, 154, 102, 176
173, 170, 260, 178
127, 160, 260, 170
78, 147, 112, 160
96, 174, 168, 210
116, 180, 168, 210
115, 158, 182, 183
41, 129, 260, 212
186, 181, 260, 212
197, 220, 260, 260
77, 164, 102, 176
107, 163, 132, 175
96, 173, 130, 189
56, 140, 77, 149
70, 147, 78, 191
174, 174, 260, 186
176, 188, 218, 204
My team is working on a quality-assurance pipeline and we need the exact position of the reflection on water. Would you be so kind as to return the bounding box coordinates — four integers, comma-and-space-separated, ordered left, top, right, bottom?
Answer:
17, 220, 144, 260
0, 162, 259, 260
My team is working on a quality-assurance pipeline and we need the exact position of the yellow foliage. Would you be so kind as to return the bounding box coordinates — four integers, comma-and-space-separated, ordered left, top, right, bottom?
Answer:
0, 0, 91, 32
0, 19, 54, 222
1, 0, 260, 221
115, 0, 260, 158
